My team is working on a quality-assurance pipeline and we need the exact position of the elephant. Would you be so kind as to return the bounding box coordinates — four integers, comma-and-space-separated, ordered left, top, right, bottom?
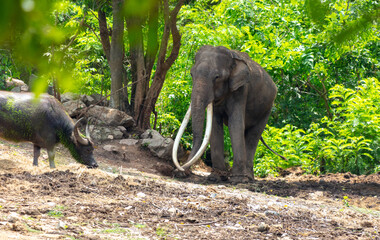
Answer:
172, 45, 285, 184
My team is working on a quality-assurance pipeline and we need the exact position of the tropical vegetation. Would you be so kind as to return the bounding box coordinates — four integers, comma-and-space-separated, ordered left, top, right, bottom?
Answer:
0, 0, 379, 176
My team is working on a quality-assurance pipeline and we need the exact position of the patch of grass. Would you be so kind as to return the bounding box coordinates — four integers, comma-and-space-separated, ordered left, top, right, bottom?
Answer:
94, 222, 130, 235
22, 216, 36, 221
25, 223, 42, 234
47, 210, 64, 218
101, 228, 128, 234
55, 205, 66, 210
350, 205, 380, 217
156, 227, 169, 238
133, 223, 146, 229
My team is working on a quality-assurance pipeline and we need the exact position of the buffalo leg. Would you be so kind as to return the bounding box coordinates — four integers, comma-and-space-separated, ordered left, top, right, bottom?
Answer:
47, 148, 56, 168
33, 145, 41, 166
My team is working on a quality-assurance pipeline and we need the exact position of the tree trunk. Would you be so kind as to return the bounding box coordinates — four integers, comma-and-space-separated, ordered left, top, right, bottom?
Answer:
109, 0, 124, 109
127, 17, 147, 117
98, 9, 111, 62
136, 0, 185, 129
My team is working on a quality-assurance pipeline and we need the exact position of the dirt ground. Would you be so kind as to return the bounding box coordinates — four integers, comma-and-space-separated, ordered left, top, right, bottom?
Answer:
0, 139, 379, 240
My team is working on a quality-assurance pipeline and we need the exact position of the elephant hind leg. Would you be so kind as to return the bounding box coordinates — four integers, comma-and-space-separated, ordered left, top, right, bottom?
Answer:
245, 115, 271, 180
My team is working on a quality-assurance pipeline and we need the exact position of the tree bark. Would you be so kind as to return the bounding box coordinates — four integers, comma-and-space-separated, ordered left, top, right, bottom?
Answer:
109, 0, 124, 109
126, 17, 147, 117
136, 0, 185, 129
98, 9, 111, 62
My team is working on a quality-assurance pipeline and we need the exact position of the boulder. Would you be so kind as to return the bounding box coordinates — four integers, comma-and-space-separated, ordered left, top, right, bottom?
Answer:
6, 78, 29, 92
141, 129, 174, 159
103, 145, 119, 153
88, 125, 125, 141
61, 92, 80, 103
81, 94, 96, 106
86, 105, 134, 128
10, 87, 21, 92
62, 100, 86, 117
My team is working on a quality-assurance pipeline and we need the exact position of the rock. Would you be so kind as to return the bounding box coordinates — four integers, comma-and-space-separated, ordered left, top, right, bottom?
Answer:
141, 129, 162, 139
141, 129, 174, 159
103, 145, 119, 153
7, 212, 20, 223
86, 105, 134, 128
5, 78, 29, 92
258, 222, 270, 232
10, 87, 21, 92
120, 139, 139, 146
46, 202, 56, 207
136, 192, 146, 198
168, 207, 177, 216
61, 92, 80, 103
57, 220, 67, 229
62, 100, 86, 117
90, 93, 105, 105
89, 125, 125, 141
109, 128, 123, 139
117, 126, 128, 135
81, 94, 96, 106
264, 210, 280, 216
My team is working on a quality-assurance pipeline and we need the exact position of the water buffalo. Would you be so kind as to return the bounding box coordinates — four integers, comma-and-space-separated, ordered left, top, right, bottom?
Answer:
0, 91, 98, 168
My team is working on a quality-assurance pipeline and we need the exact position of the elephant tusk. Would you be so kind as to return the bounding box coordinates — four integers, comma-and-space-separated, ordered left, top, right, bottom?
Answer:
172, 103, 213, 171
172, 103, 192, 171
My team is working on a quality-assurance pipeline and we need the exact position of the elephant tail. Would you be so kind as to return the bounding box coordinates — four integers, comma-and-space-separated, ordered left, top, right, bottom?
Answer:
260, 137, 288, 161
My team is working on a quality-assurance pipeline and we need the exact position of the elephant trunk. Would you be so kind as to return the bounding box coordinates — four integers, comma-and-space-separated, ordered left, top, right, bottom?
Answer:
189, 98, 207, 159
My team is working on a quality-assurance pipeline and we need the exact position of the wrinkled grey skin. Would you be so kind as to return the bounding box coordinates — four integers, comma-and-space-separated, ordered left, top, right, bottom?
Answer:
0, 91, 98, 169
188, 45, 277, 183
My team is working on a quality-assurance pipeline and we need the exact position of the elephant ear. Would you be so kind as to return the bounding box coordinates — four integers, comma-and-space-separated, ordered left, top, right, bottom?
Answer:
229, 51, 250, 91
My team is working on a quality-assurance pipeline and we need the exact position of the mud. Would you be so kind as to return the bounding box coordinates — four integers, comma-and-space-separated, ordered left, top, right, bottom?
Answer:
0, 139, 379, 239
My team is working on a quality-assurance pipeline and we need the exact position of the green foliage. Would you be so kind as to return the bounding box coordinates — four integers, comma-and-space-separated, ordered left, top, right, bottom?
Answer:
47, 210, 64, 218
0, 0, 76, 95
56, 2, 111, 95
0, 0, 378, 177
0, 51, 23, 90
255, 78, 379, 177
159, 0, 379, 133
156, 0, 379, 176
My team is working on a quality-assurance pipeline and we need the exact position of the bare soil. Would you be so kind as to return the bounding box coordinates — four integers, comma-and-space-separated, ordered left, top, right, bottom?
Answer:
0, 139, 379, 239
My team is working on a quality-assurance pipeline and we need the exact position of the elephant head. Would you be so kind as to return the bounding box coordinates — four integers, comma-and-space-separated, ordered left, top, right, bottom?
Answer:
173, 45, 251, 171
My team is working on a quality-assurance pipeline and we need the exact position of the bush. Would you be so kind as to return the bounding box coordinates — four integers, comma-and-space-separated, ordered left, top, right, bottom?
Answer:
255, 78, 379, 176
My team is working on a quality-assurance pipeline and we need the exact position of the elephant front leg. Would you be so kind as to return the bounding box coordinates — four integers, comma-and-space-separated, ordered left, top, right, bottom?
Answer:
228, 112, 250, 184
209, 114, 228, 182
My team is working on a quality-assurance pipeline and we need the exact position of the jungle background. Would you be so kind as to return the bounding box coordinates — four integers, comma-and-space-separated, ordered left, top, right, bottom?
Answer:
0, 0, 379, 177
